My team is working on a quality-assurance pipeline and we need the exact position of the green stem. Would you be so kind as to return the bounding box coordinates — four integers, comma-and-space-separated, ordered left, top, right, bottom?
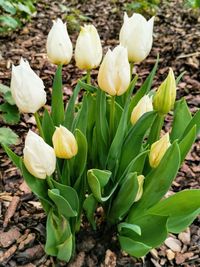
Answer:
34, 112, 44, 139
148, 113, 165, 145
109, 96, 115, 142
86, 69, 91, 84
46, 176, 54, 189
130, 62, 134, 79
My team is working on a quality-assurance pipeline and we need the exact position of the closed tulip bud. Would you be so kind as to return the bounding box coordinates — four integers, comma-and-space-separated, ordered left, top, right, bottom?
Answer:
119, 13, 154, 63
131, 95, 153, 125
75, 25, 102, 70
11, 58, 46, 113
46, 18, 73, 65
23, 130, 56, 179
52, 125, 78, 159
135, 175, 145, 202
153, 68, 176, 114
149, 133, 171, 168
98, 45, 130, 96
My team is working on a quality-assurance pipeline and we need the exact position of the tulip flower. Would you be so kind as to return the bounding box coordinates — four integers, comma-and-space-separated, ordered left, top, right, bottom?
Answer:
131, 95, 153, 125
153, 68, 176, 114
52, 125, 78, 159
119, 13, 154, 63
75, 25, 102, 70
135, 175, 145, 202
10, 58, 46, 113
98, 45, 130, 96
149, 133, 171, 168
23, 130, 56, 179
46, 18, 73, 65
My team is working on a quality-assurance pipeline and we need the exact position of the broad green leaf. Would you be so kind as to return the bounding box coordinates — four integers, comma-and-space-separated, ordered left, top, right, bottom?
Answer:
170, 98, 192, 142
51, 65, 64, 126
72, 93, 88, 134
0, 127, 19, 146
64, 82, 82, 130
0, 15, 20, 29
2, 144, 21, 168
147, 113, 164, 145
179, 125, 196, 163
181, 109, 200, 140
57, 234, 72, 262
52, 180, 79, 213
128, 54, 159, 116
128, 142, 180, 221
16, 3, 32, 15
125, 214, 168, 248
45, 210, 59, 256
118, 223, 141, 236
42, 109, 55, 146
0, 84, 10, 94
148, 189, 200, 217
21, 162, 52, 206
109, 173, 138, 223
4, 91, 15, 105
119, 111, 156, 174
118, 236, 151, 258
77, 79, 97, 93
0, 0, 16, 14
0, 103, 20, 124
83, 194, 97, 230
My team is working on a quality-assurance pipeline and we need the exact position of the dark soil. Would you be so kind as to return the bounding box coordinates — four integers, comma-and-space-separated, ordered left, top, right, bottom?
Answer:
0, 0, 200, 266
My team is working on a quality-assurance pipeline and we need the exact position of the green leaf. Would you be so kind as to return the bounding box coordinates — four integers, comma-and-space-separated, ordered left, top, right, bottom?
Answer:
52, 180, 79, 213
16, 3, 32, 15
0, 0, 16, 14
83, 194, 97, 230
179, 125, 196, 163
2, 144, 21, 168
127, 142, 180, 221
0, 15, 20, 29
51, 65, 64, 126
0, 127, 19, 146
57, 234, 73, 262
0, 84, 10, 94
118, 236, 151, 258
42, 109, 55, 146
128, 54, 159, 117
119, 111, 156, 175
109, 172, 138, 222
170, 98, 192, 142
4, 91, 15, 105
72, 93, 88, 134
77, 79, 97, 93
48, 189, 77, 218
181, 109, 200, 140
0, 103, 20, 124
118, 223, 141, 236
176, 71, 186, 85
64, 82, 82, 130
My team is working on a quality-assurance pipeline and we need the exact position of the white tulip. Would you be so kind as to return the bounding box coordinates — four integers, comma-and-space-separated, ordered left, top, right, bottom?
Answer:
119, 13, 154, 63
46, 18, 73, 65
23, 130, 56, 179
131, 95, 153, 125
98, 45, 130, 96
10, 58, 46, 113
75, 25, 102, 70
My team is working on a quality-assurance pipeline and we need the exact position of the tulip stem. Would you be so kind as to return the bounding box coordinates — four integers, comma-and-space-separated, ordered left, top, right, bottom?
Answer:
34, 112, 45, 139
86, 70, 91, 85
47, 176, 54, 189
109, 96, 115, 142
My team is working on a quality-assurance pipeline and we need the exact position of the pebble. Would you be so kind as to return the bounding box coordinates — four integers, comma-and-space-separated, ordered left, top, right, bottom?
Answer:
178, 228, 191, 245
164, 237, 182, 252
166, 249, 175, 260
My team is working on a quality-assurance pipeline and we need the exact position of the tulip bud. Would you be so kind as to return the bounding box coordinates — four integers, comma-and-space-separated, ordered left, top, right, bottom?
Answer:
75, 25, 102, 70
52, 125, 78, 159
23, 130, 56, 179
135, 175, 145, 202
131, 95, 153, 125
10, 58, 46, 113
46, 18, 73, 65
153, 68, 176, 114
149, 133, 171, 168
98, 45, 130, 96
119, 13, 154, 63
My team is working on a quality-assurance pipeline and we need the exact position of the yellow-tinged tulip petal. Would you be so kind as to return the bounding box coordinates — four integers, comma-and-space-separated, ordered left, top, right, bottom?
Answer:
131, 95, 153, 125
23, 130, 56, 179
149, 133, 171, 168
98, 45, 130, 96
75, 25, 102, 70
119, 13, 154, 63
153, 68, 176, 114
52, 125, 78, 159
46, 18, 73, 65
135, 175, 145, 202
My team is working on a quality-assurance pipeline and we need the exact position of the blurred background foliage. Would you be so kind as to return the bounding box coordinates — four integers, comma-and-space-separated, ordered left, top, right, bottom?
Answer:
0, 0, 36, 34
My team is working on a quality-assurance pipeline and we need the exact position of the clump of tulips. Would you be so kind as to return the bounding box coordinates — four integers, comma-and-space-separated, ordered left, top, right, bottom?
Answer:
4, 13, 200, 262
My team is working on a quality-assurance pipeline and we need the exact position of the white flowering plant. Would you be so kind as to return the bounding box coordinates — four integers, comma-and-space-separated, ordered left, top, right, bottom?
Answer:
3, 13, 200, 262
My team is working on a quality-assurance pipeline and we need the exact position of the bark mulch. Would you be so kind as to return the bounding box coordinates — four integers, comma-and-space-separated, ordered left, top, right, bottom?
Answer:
0, 0, 199, 266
